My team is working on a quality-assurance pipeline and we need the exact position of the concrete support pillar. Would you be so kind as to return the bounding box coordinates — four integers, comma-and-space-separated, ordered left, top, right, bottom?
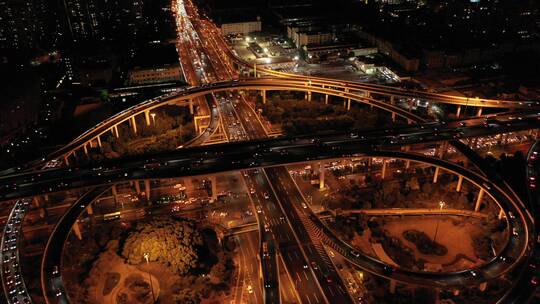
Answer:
72, 221, 82, 240
456, 175, 463, 193
86, 205, 93, 215
391, 112, 396, 122
456, 105, 462, 118
305, 91, 312, 101
64, 155, 70, 166
144, 110, 151, 126
405, 160, 410, 169
476, 107, 483, 117
475, 189, 485, 212
367, 157, 373, 170
113, 125, 119, 138
130, 116, 137, 134
438, 141, 448, 159
97, 136, 102, 149
407, 119, 412, 125
390, 96, 395, 105
134, 180, 141, 194
83, 144, 88, 156
498, 209, 504, 220
453, 289, 460, 296
210, 176, 218, 200
381, 159, 387, 179
144, 180, 151, 202
319, 162, 325, 190
479, 282, 487, 292
33, 197, 40, 208
325, 94, 329, 105
189, 99, 194, 114
44, 194, 49, 202
433, 167, 440, 184
389, 279, 396, 294
262, 90, 266, 104
253, 64, 257, 78
112, 184, 118, 203
347, 99, 351, 111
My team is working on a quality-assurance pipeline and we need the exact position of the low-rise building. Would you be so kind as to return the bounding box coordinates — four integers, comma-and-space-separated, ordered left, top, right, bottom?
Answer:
128, 65, 182, 85
221, 16, 261, 35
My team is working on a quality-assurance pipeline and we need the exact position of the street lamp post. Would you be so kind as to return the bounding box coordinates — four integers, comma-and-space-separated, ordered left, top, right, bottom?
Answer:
433, 201, 445, 243
143, 252, 156, 303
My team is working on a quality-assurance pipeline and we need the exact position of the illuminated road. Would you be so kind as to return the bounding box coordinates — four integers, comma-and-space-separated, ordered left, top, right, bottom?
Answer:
1, 0, 539, 302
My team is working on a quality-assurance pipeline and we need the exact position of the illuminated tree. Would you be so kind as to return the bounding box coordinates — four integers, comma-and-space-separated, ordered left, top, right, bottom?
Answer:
121, 217, 203, 275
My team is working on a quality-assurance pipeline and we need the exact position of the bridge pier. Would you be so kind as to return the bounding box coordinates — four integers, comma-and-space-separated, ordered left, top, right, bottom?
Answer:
456, 175, 463, 192
305, 91, 312, 101
476, 107, 483, 117
112, 184, 119, 204
130, 116, 137, 134
210, 176, 218, 200
475, 189, 485, 212
134, 180, 141, 194
391, 112, 396, 122
319, 162, 325, 190
325, 94, 329, 105
347, 98, 351, 111
96, 136, 102, 149
72, 221, 82, 240
262, 90, 266, 104
64, 154, 70, 166
86, 205, 93, 215
113, 125, 119, 138
33, 197, 40, 208
456, 105, 462, 118
438, 141, 448, 159
389, 279, 396, 294
144, 110, 151, 126
83, 144, 88, 156
381, 159, 387, 179
144, 180, 151, 203
498, 208, 504, 219
433, 167, 440, 184
189, 98, 194, 114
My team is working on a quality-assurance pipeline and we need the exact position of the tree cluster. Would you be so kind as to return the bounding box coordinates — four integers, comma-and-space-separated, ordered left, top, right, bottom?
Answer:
121, 217, 203, 275
403, 230, 448, 256
258, 97, 384, 136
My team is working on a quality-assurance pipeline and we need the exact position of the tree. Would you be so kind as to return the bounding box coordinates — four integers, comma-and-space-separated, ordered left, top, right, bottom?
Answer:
121, 217, 203, 275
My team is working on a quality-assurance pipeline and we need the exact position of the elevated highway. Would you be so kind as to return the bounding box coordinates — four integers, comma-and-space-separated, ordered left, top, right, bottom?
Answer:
0, 110, 538, 201
5, 76, 537, 174
31, 149, 534, 304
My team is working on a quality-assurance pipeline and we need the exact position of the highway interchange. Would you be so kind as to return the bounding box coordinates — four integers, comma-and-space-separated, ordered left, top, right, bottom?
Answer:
1, 0, 540, 302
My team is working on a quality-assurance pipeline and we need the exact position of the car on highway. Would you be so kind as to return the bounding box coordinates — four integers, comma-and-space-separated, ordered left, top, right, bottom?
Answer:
350, 250, 360, 258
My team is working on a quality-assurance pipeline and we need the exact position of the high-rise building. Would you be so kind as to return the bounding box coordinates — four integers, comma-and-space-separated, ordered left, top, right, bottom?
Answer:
60, 0, 104, 42
0, 0, 48, 51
